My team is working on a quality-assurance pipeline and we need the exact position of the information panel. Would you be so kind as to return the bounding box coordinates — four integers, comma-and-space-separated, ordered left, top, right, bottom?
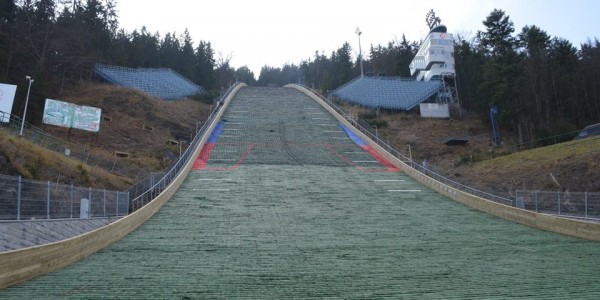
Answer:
43, 99, 102, 132
73, 105, 101, 132
43, 99, 75, 128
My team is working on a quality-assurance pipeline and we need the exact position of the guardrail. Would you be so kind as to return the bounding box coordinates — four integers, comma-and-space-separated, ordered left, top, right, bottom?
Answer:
300, 84, 600, 222
129, 82, 242, 211
297, 85, 514, 205
291, 83, 600, 241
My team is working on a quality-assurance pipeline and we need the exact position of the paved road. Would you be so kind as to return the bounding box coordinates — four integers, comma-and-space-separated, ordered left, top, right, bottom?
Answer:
2, 87, 600, 299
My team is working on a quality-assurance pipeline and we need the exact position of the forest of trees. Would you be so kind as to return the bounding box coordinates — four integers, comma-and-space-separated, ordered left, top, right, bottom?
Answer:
1, 1, 599, 141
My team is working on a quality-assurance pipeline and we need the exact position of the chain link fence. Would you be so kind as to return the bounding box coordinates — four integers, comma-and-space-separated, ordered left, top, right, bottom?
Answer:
516, 190, 600, 220
0, 174, 129, 221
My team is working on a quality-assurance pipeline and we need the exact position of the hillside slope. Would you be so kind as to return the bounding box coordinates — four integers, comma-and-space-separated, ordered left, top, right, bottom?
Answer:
373, 110, 600, 196
0, 83, 211, 189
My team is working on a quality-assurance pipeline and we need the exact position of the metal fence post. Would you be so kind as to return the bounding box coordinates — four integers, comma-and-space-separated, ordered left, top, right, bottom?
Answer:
103, 189, 107, 217
17, 176, 21, 220
89, 187, 92, 217
557, 191, 561, 216
70, 184, 74, 219
47, 181, 51, 219
535, 191, 538, 213
585, 192, 588, 219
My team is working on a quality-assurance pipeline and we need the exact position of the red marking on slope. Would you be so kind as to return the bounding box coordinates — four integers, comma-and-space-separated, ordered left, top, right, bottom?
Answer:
325, 145, 401, 173
192, 143, 215, 170
361, 145, 401, 172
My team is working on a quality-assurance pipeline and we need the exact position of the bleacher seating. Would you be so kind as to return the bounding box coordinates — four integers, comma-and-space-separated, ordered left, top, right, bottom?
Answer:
94, 64, 203, 100
332, 77, 443, 110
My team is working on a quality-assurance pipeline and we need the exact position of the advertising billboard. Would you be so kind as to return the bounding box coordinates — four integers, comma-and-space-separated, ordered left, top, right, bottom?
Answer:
0, 83, 17, 123
42, 99, 102, 132
73, 105, 102, 132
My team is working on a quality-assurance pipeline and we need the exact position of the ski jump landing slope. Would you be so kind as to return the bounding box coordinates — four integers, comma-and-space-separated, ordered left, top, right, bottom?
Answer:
2, 86, 600, 298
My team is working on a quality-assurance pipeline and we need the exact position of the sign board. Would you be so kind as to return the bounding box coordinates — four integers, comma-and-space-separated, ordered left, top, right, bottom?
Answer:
420, 103, 450, 118
43, 99, 102, 132
73, 105, 101, 132
0, 83, 17, 123
43, 99, 76, 128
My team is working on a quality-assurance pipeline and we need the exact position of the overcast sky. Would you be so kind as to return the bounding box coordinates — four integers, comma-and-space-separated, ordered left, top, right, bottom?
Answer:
116, 0, 600, 75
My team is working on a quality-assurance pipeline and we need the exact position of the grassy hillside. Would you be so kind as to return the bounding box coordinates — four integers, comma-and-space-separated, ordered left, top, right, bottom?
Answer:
370, 109, 600, 196
455, 137, 600, 196
0, 83, 211, 190
0, 131, 132, 190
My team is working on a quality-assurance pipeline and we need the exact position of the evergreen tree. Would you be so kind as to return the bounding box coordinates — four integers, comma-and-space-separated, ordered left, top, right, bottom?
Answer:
234, 66, 256, 85
195, 40, 215, 89
477, 9, 525, 142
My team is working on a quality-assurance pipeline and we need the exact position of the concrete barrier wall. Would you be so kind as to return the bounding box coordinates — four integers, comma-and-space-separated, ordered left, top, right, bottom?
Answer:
288, 84, 600, 242
0, 83, 247, 289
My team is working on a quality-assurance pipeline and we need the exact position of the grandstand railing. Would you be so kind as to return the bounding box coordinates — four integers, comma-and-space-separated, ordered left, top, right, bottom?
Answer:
128, 82, 241, 211
0, 174, 129, 221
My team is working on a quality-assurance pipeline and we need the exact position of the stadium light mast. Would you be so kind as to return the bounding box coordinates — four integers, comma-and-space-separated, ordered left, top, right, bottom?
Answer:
19, 76, 34, 137
355, 27, 364, 78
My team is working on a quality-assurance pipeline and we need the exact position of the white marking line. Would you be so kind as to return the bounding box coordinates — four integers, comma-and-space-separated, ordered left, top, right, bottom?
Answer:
317, 124, 337, 127
223, 129, 242, 131
227, 122, 245, 125
333, 137, 348, 140
312, 117, 329, 120
354, 160, 378, 163
388, 190, 422, 192
308, 112, 325, 115
231, 111, 248, 113
209, 159, 236, 161
343, 151, 364, 154
193, 188, 231, 192
197, 178, 232, 181
220, 135, 240, 138
374, 180, 405, 182
323, 130, 341, 133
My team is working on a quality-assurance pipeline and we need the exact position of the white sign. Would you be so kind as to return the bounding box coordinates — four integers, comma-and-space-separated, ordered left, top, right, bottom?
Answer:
0, 83, 17, 123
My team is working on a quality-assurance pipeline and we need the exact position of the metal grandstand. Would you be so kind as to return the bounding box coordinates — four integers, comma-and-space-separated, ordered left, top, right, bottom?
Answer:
94, 64, 203, 100
331, 76, 443, 110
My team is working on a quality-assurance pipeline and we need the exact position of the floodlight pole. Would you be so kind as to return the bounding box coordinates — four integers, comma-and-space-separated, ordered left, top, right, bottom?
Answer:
19, 76, 34, 137
356, 27, 364, 78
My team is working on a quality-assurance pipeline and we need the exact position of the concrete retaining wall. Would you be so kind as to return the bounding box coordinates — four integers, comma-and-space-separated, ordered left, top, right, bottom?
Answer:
288, 84, 600, 242
0, 83, 246, 289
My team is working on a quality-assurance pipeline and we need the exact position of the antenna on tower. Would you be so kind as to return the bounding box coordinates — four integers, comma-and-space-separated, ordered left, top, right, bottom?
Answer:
425, 9, 442, 30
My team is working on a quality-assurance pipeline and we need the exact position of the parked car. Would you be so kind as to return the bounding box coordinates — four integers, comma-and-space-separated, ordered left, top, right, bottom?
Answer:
574, 123, 600, 140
